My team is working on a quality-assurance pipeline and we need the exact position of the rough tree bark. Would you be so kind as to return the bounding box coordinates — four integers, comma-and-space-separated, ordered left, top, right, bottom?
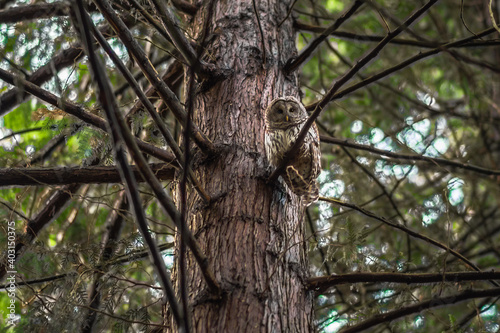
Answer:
168, 0, 314, 331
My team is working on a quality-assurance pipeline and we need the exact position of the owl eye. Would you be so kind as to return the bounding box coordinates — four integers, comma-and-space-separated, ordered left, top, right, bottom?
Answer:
289, 107, 295, 113
277, 108, 284, 114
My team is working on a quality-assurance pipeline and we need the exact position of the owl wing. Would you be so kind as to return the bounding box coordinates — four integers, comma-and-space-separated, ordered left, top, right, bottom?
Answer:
302, 123, 321, 205
282, 123, 321, 205
308, 123, 321, 179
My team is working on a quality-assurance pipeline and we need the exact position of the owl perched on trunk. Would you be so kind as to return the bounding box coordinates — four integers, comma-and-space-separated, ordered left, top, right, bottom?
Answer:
265, 96, 321, 205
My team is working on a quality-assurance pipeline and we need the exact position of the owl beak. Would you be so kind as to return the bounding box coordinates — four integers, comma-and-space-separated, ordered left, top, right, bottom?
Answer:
286, 115, 289, 122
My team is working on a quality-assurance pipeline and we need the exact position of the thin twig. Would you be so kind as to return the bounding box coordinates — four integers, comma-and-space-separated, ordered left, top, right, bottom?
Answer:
295, 20, 500, 48
445, 297, 499, 332
0, 127, 43, 141
459, 0, 478, 36
278, 0, 299, 28
489, 0, 500, 34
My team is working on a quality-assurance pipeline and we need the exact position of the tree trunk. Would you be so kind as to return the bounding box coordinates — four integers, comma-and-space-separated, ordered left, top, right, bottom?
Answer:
168, 0, 314, 331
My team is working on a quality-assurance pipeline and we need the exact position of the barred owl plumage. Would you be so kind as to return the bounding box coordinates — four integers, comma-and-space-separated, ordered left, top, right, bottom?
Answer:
265, 96, 321, 205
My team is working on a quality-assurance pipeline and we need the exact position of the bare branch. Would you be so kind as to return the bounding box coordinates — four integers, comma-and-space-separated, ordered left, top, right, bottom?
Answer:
0, 2, 70, 23
319, 196, 499, 287
339, 287, 500, 333
306, 26, 499, 110
285, 0, 364, 73
308, 271, 500, 291
91, 21, 210, 202
23, 131, 69, 167
294, 21, 500, 49
72, 0, 185, 327
319, 134, 500, 176
0, 127, 43, 141
94, 0, 216, 154
149, 0, 211, 76
0, 67, 177, 163
0, 163, 175, 187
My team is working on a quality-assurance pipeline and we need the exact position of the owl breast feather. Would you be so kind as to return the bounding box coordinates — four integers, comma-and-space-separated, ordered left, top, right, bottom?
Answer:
265, 124, 302, 167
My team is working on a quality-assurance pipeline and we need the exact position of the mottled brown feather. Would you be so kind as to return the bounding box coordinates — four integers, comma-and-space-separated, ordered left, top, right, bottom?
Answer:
265, 96, 321, 206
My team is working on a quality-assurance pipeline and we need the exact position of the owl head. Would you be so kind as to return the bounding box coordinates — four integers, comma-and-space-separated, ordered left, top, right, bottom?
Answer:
265, 96, 308, 130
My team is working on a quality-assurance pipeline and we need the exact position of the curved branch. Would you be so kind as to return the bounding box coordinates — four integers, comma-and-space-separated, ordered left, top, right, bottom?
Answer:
0, 127, 43, 141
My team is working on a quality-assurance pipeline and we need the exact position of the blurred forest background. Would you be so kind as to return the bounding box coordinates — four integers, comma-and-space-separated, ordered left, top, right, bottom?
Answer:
1, 0, 500, 332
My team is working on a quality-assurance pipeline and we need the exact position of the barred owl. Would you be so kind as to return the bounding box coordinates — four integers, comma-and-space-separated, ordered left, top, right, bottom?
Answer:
265, 96, 321, 205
